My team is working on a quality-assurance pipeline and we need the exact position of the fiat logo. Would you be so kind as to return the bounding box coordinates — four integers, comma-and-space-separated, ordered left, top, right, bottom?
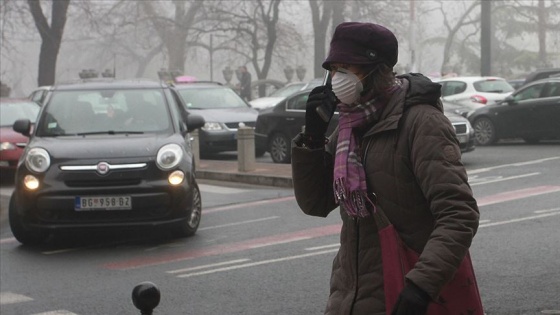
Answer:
96, 162, 110, 175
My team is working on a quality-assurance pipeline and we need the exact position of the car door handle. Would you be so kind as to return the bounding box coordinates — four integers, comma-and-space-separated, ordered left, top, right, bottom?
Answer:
285, 118, 295, 121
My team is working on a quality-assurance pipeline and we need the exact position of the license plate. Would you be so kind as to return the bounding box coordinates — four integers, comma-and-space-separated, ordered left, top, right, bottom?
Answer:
75, 196, 132, 211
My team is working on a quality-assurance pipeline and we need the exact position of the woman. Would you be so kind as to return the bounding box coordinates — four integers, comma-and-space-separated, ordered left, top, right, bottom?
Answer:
291, 22, 481, 315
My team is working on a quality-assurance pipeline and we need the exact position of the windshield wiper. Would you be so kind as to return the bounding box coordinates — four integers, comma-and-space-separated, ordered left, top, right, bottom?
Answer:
76, 131, 144, 136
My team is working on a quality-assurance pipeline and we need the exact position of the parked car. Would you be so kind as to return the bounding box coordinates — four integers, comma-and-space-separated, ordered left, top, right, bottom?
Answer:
468, 77, 560, 145
0, 98, 40, 170
172, 82, 260, 156
437, 76, 515, 106
9, 79, 205, 245
249, 78, 324, 111
255, 90, 475, 163
507, 79, 526, 90
521, 68, 560, 87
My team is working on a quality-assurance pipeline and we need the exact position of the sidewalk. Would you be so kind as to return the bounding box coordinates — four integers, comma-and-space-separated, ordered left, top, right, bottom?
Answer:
195, 159, 293, 188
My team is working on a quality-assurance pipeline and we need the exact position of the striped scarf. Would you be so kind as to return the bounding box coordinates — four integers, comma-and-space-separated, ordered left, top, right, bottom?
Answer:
333, 94, 387, 218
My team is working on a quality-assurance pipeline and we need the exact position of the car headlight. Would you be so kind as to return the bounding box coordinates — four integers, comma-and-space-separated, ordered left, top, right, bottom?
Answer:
202, 122, 224, 131
0, 142, 17, 151
156, 144, 183, 170
25, 147, 51, 173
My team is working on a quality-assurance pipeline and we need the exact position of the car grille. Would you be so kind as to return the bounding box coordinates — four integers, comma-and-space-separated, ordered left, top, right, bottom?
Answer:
453, 123, 467, 135
224, 121, 256, 129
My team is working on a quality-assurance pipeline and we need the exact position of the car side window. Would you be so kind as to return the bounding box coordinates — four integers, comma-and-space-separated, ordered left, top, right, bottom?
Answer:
541, 82, 560, 98
441, 82, 466, 97
514, 84, 544, 101
286, 94, 309, 111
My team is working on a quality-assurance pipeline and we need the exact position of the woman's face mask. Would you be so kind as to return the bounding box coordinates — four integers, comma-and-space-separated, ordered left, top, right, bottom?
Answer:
331, 68, 363, 105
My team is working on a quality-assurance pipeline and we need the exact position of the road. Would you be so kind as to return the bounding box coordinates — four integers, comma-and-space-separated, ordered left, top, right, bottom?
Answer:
1, 143, 559, 315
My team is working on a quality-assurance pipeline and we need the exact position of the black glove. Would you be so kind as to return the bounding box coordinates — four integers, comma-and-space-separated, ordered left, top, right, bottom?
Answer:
304, 85, 338, 137
391, 282, 431, 315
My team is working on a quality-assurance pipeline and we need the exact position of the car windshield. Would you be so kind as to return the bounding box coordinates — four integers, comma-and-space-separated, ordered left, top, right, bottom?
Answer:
473, 80, 514, 93
269, 83, 306, 97
178, 87, 248, 109
0, 101, 40, 127
36, 88, 171, 137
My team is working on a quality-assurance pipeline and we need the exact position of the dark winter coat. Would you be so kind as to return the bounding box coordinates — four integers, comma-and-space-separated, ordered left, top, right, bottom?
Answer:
291, 74, 479, 315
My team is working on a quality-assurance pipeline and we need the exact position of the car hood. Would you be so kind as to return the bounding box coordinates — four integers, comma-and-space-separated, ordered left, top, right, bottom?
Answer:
187, 107, 257, 123
444, 111, 469, 123
0, 127, 29, 144
249, 97, 285, 110
28, 134, 181, 159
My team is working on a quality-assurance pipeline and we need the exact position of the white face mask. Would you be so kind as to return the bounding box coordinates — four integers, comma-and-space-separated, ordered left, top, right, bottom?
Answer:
331, 68, 363, 105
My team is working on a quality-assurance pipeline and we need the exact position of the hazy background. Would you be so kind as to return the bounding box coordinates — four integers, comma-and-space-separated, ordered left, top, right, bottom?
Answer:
1, 0, 559, 98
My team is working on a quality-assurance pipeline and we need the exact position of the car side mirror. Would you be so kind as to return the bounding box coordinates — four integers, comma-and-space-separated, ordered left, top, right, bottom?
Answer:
502, 95, 515, 105
13, 119, 32, 137
186, 114, 205, 132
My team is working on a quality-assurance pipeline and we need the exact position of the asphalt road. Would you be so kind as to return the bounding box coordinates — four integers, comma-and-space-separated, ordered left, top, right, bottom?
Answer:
1, 143, 559, 315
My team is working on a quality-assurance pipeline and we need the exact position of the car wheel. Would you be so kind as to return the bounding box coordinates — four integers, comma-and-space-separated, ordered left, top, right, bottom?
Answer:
269, 133, 291, 164
172, 183, 201, 238
8, 194, 46, 246
523, 137, 540, 144
473, 117, 497, 146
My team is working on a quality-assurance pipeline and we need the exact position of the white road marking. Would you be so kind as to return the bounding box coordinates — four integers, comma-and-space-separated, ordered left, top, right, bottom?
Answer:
470, 172, 540, 186
167, 258, 251, 274
305, 243, 340, 251
467, 156, 560, 175
0, 292, 33, 305
479, 212, 560, 228
199, 184, 248, 194
247, 236, 312, 249
534, 208, 560, 214
176, 248, 339, 278
199, 216, 279, 231
32, 311, 78, 315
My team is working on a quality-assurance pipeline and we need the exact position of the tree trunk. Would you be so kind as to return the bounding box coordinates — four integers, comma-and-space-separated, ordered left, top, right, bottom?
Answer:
537, 0, 547, 67
28, 0, 70, 86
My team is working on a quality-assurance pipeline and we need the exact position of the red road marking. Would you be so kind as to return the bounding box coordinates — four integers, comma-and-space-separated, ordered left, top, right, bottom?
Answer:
103, 224, 341, 270
477, 185, 560, 207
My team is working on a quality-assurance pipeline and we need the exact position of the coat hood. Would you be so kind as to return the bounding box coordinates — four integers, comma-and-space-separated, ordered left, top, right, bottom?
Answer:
399, 73, 443, 112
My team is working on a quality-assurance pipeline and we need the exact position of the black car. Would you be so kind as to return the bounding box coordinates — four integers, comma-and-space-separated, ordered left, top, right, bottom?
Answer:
10, 79, 205, 245
171, 82, 260, 156
255, 90, 475, 163
468, 77, 560, 145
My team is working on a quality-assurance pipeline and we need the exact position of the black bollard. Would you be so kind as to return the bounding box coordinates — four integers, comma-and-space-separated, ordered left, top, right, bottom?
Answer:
132, 281, 161, 315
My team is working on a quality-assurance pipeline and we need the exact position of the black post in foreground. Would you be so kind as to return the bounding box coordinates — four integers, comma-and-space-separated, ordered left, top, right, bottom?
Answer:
132, 282, 161, 315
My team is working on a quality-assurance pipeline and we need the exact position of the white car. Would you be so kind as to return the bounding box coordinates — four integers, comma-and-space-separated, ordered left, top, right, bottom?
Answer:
437, 76, 515, 106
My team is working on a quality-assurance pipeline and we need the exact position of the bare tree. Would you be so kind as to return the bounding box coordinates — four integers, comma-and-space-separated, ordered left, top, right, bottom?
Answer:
27, 0, 70, 86
309, 0, 334, 78
141, 1, 204, 73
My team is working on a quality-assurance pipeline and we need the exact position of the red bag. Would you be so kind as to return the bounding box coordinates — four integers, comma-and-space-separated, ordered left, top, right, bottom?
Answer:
374, 208, 484, 315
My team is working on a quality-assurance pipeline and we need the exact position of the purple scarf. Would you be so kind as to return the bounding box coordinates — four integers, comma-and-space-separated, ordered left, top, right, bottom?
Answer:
333, 94, 388, 218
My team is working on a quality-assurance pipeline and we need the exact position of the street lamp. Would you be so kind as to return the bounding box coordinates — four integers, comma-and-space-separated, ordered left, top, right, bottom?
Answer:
284, 66, 294, 82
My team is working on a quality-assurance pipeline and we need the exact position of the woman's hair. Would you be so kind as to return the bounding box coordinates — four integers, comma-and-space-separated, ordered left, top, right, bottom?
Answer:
362, 64, 396, 97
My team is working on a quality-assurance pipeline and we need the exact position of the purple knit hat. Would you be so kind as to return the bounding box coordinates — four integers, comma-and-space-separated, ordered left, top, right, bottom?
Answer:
322, 22, 398, 70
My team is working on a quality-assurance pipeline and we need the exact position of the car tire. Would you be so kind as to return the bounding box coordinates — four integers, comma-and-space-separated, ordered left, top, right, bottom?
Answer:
8, 194, 47, 246
473, 117, 497, 146
269, 132, 291, 164
172, 183, 202, 238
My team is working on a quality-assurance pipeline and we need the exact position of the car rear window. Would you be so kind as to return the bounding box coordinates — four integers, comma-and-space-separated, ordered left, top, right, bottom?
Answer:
473, 80, 514, 93
177, 87, 248, 109
0, 101, 40, 127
